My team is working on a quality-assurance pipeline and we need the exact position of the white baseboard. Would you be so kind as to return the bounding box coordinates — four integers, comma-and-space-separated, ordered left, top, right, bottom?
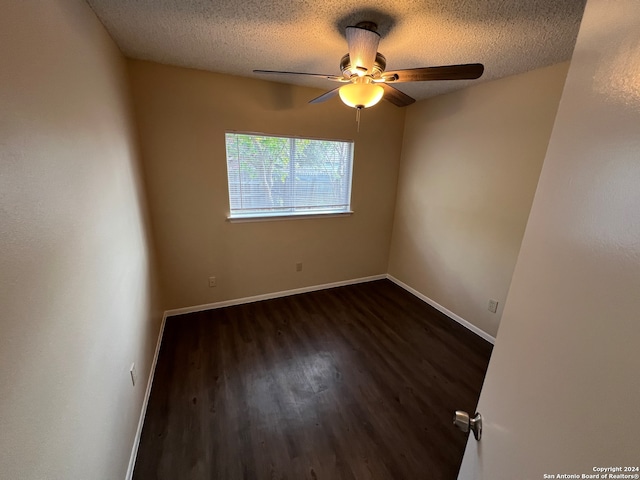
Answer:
164, 274, 388, 318
125, 311, 168, 480
386, 275, 496, 345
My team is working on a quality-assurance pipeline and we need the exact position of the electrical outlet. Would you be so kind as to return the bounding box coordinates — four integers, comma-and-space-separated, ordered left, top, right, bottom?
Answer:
209, 276, 217, 287
296, 262, 303, 272
488, 299, 499, 314
129, 363, 137, 387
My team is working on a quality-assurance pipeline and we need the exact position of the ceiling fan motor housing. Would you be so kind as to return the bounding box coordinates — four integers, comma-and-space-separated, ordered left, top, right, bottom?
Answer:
340, 52, 387, 78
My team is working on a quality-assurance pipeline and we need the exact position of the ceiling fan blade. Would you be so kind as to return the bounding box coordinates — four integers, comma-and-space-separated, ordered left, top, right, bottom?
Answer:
384, 63, 485, 82
309, 87, 340, 104
253, 69, 346, 82
345, 25, 380, 75
381, 83, 415, 107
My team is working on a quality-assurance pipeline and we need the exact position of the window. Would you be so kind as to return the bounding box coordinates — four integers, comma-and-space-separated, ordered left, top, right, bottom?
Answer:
225, 132, 354, 220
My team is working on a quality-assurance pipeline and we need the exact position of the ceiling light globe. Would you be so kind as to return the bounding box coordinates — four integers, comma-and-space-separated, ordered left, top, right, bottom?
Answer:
339, 83, 384, 109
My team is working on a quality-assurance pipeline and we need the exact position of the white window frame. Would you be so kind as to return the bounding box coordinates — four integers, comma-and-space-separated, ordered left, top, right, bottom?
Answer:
224, 132, 355, 222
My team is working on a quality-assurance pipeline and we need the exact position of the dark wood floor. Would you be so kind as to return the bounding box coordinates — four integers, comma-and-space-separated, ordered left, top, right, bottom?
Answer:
133, 279, 492, 480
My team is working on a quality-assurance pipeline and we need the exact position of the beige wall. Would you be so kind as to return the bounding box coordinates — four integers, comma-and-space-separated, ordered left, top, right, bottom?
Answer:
127, 60, 406, 310
388, 63, 569, 338
0, 2, 162, 479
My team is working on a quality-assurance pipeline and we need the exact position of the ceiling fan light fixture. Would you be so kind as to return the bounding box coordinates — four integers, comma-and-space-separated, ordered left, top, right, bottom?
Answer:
254, 21, 484, 111
339, 81, 384, 109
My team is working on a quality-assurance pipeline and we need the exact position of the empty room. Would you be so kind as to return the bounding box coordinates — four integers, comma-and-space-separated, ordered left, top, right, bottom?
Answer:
2, 1, 639, 479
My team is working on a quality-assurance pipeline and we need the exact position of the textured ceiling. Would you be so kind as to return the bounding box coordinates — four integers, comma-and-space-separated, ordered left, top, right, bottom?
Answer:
86, 0, 586, 101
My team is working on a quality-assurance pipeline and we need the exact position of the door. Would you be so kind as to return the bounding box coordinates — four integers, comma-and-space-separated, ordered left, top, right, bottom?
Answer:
458, 1, 640, 478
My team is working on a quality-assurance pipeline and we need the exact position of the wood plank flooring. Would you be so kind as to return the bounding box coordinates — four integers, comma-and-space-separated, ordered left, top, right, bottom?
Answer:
133, 279, 492, 480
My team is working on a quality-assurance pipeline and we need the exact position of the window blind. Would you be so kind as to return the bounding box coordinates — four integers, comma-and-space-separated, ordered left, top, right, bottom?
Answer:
225, 132, 354, 219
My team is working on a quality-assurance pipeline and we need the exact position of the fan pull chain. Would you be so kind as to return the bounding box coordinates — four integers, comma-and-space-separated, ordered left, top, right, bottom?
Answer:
356, 107, 362, 132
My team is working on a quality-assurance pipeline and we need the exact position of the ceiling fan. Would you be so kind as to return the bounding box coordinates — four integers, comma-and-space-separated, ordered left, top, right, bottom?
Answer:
254, 21, 484, 110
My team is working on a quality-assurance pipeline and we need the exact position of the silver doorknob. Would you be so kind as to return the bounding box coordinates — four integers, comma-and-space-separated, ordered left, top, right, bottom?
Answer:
453, 411, 482, 441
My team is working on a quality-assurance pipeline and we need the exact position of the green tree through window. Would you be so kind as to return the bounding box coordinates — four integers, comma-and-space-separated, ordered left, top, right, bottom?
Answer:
225, 132, 354, 218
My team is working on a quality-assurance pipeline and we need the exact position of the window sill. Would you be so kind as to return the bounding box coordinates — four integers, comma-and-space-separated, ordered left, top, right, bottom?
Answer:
227, 211, 354, 223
